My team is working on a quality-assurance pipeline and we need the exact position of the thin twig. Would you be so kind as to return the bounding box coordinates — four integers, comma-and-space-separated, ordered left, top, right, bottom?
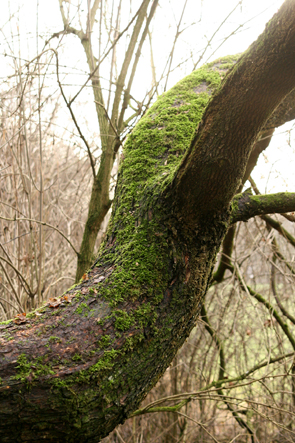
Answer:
0, 215, 79, 256
69, 2, 147, 105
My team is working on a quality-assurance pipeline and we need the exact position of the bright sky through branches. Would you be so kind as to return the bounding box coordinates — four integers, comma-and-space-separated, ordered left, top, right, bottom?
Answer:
0, 0, 292, 193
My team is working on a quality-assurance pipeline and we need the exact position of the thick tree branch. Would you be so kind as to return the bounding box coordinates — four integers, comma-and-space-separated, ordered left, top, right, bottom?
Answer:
213, 128, 274, 283
171, 1, 295, 222
2, 2, 295, 441
231, 190, 295, 224
263, 88, 295, 130
249, 176, 295, 222
243, 129, 274, 183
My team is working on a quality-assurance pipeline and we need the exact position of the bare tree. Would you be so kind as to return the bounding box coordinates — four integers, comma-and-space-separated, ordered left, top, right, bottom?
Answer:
54, 0, 160, 281
0, 47, 85, 319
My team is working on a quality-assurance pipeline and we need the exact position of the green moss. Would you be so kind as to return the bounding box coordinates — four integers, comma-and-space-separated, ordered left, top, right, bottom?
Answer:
97, 314, 112, 326
26, 307, 47, 319
97, 335, 112, 349
48, 336, 62, 344
89, 57, 240, 339
133, 303, 156, 328
65, 337, 76, 344
72, 291, 83, 303
0, 319, 13, 326
123, 333, 144, 352
75, 302, 90, 315
50, 309, 62, 316
207, 54, 241, 72
90, 349, 119, 372
13, 354, 55, 382
113, 310, 135, 332
72, 353, 82, 362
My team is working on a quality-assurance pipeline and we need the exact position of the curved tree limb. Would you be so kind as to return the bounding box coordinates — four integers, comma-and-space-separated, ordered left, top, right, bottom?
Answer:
263, 87, 295, 131
2, 2, 295, 441
171, 2, 295, 221
243, 129, 274, 183
214, 127, 274, 283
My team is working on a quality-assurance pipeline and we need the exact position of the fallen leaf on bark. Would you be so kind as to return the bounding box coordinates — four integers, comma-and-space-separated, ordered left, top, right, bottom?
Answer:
60, 294, 76, 303
14, 313, 27, 324
48, 298, 61, 308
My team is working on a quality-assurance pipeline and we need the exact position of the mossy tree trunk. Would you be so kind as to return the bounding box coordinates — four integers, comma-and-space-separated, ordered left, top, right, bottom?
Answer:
2, 1, 295, 442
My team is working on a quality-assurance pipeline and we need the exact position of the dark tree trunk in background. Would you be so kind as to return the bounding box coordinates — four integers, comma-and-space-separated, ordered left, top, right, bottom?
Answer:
1, 1, 295, 441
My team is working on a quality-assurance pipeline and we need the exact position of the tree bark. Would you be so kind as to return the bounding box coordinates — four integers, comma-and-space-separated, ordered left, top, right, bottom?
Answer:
1, 1, 295, 441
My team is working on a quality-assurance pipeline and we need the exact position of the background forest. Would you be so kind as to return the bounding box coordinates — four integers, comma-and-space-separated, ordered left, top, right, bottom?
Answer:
1, 0, 295, 441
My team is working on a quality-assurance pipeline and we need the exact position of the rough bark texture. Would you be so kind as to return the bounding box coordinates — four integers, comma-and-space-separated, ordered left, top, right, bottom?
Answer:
1, 1, 295, 441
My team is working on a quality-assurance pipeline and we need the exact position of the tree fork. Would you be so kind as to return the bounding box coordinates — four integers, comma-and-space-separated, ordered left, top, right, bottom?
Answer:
1, 2, 295, 441
171, 0, 295, 221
